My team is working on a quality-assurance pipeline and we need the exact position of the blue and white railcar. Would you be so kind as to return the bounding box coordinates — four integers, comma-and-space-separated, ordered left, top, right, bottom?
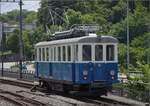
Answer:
35, 32, 118, 95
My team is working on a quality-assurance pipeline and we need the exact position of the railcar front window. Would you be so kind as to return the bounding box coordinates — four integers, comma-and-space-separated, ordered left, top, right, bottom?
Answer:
82, 45, 92, 61
95, 45, 103, 61
106, 45, 114, 61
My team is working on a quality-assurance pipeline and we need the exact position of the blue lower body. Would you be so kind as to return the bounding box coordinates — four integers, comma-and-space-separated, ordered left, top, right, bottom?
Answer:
35, 62, 118, 87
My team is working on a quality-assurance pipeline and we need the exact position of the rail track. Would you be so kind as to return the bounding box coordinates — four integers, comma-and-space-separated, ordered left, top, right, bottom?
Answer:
0, 77, 147, 106
0, 90, 48, 106
82, 97, 132, 106
57, 92, 132, 106
0, 78, 33, 88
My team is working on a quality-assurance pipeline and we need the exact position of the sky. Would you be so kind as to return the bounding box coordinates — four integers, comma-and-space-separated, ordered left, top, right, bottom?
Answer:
0, 0, 41, 13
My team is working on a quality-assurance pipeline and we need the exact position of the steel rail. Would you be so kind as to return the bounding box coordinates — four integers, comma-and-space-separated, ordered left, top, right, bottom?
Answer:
0, 89, 48, 106
0, 94, 25, 106
0, 78, 144, 106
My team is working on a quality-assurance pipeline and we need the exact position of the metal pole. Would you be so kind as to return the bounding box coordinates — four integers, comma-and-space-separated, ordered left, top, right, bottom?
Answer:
127, 0, 130, 71
148, 0, 150, 66
19, 0, 23, 79
1, 23, 4, 76
0, 3, 3, 76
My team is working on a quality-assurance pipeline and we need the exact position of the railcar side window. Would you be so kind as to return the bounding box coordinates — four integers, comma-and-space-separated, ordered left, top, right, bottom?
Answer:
39, 48, 41, 61
62, 46, 66, 61
67, 46, 71, 61
46, 48, 49, 61
95, 45, 103, 61
42, 48, 45, 61
49, 48, 51, 61
82, 45, 92, 61
75, 45, 78, 61
54, 47, 56, 61
106, 45, 114, 61
51, 47, 54, 61
58, 47, 61, 61
35, 48, 37, 61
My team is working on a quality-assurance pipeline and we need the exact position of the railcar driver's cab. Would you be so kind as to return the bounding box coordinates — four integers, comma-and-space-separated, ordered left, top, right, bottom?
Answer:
74, 41, 118, 83
74, 43, 118, 63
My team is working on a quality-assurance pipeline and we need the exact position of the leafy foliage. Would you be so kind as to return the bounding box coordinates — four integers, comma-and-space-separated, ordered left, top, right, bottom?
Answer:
2, 1, 150, 84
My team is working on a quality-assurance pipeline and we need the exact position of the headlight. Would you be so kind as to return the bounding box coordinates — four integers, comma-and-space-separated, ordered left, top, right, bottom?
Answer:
110, 70, 115, 76
83, 70, 88, 76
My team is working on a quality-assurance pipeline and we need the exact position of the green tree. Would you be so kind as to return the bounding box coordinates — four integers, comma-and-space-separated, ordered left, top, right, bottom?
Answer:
7, 29, 19, 54
25, 11, 37, 23
65, 9, 82, 26
111, 0, 127, 23
23, 30, 33, 59
110, 1, 150, 42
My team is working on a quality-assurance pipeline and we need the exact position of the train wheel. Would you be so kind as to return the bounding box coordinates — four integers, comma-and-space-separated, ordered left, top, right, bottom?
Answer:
63, 85, 71, 93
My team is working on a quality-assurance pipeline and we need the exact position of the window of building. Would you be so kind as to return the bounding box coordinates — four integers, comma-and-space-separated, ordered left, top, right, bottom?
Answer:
82, 45, 92, 61
67, 46, 71, 61
62, 46, 66, 61
58, 47, 61, 61
106, 45, 114, 61
95, 45, 103, 61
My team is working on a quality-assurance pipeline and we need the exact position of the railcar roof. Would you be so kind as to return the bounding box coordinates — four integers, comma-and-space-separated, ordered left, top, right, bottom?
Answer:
35, 34, 118, 47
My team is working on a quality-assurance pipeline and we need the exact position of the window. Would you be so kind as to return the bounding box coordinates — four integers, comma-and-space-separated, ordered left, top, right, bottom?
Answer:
39, 48, 41, 61
54, 47, 56, 61
82, 45, 92, 61
106, 45, 114, 61
46, 48, 49, 61
75, 45, 78, 61
62, 46, 66, 61
49, 48, 51, 61
42, 48, 45, 61
51, 47, 54, 61
95, 45, 103, 61
67, 46, 71, 61
58, 47, 61, 61
35, 48, 37, 61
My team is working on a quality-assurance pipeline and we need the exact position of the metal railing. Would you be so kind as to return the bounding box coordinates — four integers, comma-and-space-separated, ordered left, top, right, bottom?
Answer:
0, 68, 34, 81
112, 83, 150, 103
